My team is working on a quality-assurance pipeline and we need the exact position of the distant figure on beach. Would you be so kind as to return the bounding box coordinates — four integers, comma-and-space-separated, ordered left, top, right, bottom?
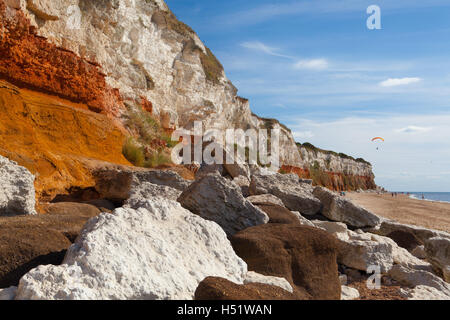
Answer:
422, 194, 425, 200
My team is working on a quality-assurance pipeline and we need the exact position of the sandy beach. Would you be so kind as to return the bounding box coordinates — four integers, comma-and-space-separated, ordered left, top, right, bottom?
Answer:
347, 192, 450, 233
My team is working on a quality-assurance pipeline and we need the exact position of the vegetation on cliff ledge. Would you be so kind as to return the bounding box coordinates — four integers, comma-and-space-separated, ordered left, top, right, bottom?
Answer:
200, 47, 224, 84
122, 105, 176, 168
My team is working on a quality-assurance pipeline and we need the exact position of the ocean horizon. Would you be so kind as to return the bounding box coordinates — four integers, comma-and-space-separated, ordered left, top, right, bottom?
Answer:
405, 192, 450, 203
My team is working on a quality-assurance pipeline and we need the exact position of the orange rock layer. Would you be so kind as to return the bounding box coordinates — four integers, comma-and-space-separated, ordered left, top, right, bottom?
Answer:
281, 165, 377, 192
0, 80, 130, 203
0, 0, 123, 115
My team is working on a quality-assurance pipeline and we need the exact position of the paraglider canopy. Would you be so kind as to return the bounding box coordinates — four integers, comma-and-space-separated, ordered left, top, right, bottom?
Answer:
372, 137, 384, 150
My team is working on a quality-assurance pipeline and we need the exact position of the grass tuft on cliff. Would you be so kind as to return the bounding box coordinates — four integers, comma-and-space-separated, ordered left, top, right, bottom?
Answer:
200, 47, 224, 84
122, 105, 176, 168
123, 138, 145, 167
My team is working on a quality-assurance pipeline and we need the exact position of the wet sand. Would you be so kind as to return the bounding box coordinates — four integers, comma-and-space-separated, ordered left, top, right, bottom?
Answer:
347, 192, 450, 233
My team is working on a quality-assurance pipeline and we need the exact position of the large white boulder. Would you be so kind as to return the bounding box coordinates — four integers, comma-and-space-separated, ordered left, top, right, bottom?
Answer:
338, 231, 395, 273
317, 222, 431, 274
401, 285, 450, 300
249, 172, 322, 215
0, 155, 36, 216
15, 199, 247, 300
178, 172, 269, 237
389, 265, 450, 298
313, 187, 381, 228
425, 237, 450, 282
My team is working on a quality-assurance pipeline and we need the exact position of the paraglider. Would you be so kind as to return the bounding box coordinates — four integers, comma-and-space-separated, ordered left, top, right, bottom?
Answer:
372, 137, 384, 150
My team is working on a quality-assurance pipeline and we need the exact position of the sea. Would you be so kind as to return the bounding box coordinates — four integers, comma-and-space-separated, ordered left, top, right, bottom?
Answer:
407, 192, 450, 204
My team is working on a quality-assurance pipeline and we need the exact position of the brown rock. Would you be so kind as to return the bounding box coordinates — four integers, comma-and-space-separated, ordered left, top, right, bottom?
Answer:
386, 230, 422, 251
256, 203, 300, 225
82, 199, 116, 212
231, 224, 341, 300
45, 202, 101, 217
195, 277, 296, 300
0, 204, 101, 287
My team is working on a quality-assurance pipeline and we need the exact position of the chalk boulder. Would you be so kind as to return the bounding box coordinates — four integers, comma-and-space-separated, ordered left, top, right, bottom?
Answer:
389, 265, 450, 297
401, 285, 450, 300
333, 227, 430, 274
178, 173, 268, 236
249, 172, 321, 215
15, 199, 247, 300
0, 155, 37, 216
313, 187, 381, 228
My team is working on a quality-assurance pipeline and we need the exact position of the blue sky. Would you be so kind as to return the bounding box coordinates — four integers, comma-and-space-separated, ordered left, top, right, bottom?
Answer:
165, 0, 450, 191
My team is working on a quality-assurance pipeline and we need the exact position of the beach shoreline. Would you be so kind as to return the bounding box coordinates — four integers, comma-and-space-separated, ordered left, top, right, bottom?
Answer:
347, 192, 450, 233
408, 193, 450, 204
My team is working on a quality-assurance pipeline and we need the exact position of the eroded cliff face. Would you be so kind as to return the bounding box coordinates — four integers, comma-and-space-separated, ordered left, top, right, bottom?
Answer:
13, 0, 302, 167
0, 80, 130, 201
282, 146, 376, 191
0, 0, 132, 203
0, 0, 375, 196
0, 0, 123, 115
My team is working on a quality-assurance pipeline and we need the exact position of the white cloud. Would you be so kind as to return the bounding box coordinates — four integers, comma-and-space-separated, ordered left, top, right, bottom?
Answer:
240, 41, 292, 58
396, 126, 432, 133
293, 130, 314, 140
379, 77, 422, 87
285, 113, 450, 191
294, 59, 328, 70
